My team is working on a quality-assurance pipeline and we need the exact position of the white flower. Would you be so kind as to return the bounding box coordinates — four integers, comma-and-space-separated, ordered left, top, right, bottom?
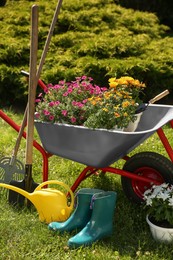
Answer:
144, 183, 173, 225
145, 197, 153, 206
168, 197, 173, 206
157, 192, 170, 201
143, 188, 152, 196
152, 185, 164, 196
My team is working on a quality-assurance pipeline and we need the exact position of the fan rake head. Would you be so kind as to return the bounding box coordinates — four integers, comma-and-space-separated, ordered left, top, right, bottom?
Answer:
0, 157, 25, 197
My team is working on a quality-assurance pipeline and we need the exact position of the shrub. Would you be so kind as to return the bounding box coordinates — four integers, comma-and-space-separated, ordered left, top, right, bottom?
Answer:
0, 0, 173, 106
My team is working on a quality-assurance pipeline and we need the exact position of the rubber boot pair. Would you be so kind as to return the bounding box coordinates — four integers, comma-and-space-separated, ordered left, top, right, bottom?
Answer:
48, 188, 117, 248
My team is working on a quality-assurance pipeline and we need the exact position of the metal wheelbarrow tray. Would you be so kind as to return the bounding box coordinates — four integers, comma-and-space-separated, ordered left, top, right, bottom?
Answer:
35, 104, 173, 168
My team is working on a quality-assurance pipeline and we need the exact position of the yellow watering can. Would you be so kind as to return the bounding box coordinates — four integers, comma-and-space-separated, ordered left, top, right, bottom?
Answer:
0, 180, 74, 223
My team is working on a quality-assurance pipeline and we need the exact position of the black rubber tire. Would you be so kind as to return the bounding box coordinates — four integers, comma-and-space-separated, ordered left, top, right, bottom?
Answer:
121, 152, 173, 204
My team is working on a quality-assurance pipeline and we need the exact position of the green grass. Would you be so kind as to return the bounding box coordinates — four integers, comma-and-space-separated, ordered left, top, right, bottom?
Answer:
1, 109, 173, 259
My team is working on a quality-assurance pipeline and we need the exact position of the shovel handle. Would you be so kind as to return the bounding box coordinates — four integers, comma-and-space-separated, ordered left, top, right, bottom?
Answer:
11, 0, 63, 162
149, 89, 169, 104
26, 5, 38, 165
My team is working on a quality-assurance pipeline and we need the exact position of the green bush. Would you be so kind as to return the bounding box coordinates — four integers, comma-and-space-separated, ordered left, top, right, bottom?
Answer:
0, 0, 173, 106
115, 0, 173, 30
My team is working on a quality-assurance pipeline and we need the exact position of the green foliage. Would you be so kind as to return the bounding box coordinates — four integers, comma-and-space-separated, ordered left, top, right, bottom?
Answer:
0, 0, 173, 106
116, 0, 173, 30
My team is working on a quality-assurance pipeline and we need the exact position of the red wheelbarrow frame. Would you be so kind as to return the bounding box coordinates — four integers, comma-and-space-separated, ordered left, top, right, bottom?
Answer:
1, 77, 173, 193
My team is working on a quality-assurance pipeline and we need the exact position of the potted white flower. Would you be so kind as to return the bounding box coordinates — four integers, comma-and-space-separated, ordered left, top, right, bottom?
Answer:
144, 183, 173, 243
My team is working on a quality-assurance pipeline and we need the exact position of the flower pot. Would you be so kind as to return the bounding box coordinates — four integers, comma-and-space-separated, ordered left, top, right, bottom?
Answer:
124, 112, 143, 132
146, 215, 173, 243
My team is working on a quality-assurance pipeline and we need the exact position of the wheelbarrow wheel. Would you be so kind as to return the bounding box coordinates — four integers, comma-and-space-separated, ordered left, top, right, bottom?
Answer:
121, 151, 173, 204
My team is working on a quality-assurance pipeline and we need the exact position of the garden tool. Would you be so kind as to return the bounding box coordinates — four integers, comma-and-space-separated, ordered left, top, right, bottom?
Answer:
0, 180, 74, 223
0, 108, 27, 184
9, 5, 39, 206
136, 89, 169, 113
9, 0, 63, 205
9, 5, 38, 205
48, 188, 103, 232
68, 191, 117, 248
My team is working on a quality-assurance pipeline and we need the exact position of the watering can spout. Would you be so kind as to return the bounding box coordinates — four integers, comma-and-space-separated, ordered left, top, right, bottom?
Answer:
0, 180, 74, 224
0, 183, 31, 200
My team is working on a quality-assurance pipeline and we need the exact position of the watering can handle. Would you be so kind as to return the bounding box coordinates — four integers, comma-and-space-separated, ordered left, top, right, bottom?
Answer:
34, 180, 74, 209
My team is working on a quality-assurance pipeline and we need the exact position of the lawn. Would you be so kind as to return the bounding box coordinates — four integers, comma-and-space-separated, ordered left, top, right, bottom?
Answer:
0, 109, 173, 259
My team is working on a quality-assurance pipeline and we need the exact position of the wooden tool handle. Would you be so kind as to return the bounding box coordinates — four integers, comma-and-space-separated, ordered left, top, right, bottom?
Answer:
149, 89, 169, 104
10, 107, 27, 164
26, 5, 38, 165
11, 0, 63, 162
36, 0, 63, 81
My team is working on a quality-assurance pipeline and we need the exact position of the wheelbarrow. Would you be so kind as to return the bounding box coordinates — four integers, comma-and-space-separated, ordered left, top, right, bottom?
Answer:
34, 103, 173, 204
1, 75, 173, 204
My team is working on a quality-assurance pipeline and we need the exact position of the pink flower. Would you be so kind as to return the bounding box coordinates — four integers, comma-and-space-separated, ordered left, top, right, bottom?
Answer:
55, 101, 61, 105
49, 101, 55, 107
63, 92, 68, 96
72, 101, 77, 106
43, 110, 50, 116
35, 99, 41, 103
62, 110, 68, 116
77, 102, 84, 108
82, 99, 88, 104
67, 87, 73, 93
49, 115, 54, 121
47, 83, 53, 88
71, 117, 76, 123
59, 80, 65, 85
53, 84, 62, 89
35, 112, 40, 118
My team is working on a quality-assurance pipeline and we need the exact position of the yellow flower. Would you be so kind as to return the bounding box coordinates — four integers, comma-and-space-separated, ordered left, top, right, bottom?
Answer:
108, 76, 146, 89
130, 99, 136, 105
117, 78, 128, 85
109, 81, 119, 88
123, 112, 128, 117
108, 77, 116, 82
91, 100, 97, 105
122, 101, 130, 108
116, 91, 123, 98
104, 92, 113, 99
102, 108, 108, 112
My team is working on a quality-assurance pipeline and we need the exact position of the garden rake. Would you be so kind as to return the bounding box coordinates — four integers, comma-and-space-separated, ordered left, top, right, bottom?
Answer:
0, 108, 27, 184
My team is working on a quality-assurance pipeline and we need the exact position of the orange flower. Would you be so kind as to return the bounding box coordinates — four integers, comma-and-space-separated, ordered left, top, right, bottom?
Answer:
114, 112, 120, 118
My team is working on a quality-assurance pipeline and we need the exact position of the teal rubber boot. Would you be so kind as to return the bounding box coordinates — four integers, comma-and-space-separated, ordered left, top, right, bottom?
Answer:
68, 191, 117, 248
48, 188, 103, 232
